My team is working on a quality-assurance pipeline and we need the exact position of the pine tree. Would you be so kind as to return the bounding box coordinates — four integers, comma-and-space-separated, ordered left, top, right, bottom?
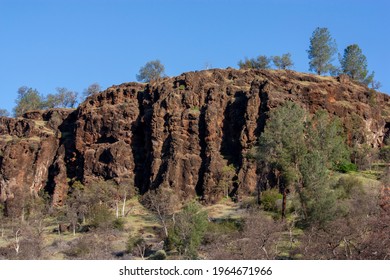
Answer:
307, 27, 337, 75
340, 44, 373, 84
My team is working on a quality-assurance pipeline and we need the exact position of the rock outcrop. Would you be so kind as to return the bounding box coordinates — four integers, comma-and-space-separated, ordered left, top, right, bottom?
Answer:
1, 69, 389, 206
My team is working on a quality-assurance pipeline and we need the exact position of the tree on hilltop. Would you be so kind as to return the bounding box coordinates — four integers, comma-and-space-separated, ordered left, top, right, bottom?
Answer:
340, 44, 374, 85
238, 55, 271, 70
13, 86, 44, 117
83, 83, 101, 98
272, 53, 294, 70
136, 60, 166, 82
307, 27, 337, 75
0, 109, 10, 117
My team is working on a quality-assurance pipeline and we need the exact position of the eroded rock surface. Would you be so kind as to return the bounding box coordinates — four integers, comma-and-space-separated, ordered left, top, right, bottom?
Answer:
1, 69, 389, 205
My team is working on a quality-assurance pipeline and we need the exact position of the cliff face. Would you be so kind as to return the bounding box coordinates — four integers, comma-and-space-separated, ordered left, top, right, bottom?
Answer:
1, 69, 389, 205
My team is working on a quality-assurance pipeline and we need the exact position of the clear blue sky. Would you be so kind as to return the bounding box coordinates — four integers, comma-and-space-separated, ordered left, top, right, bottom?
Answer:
1, 0, 389, 114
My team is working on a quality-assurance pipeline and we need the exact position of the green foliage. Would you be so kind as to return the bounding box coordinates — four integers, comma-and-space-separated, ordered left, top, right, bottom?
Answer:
13, 85, 79, 116
333, 175, 364, 200
216, 164, 236, 198
149, 250, 167, 260
272, 53, 294, 70
307, 110, 350, 169
178, 84, 185, 90
336, 162, 358, 173
127, 234, 145, 253
307, 27, 337, 75
167, 201, 208, 259
113, 218, 125, 231
261, 189, 283, 212
89, 204, 115, 229
379, 146, 390, 162
257, 102, 350, 225
238, 55, 271, 69
340, 44, 373, 84
257, 101, 307, 188
45, 87, 78, 108
136, 60, 166, 82
13, 86, 44, 117
299, 151, 338, 226
191, 106, 200, 111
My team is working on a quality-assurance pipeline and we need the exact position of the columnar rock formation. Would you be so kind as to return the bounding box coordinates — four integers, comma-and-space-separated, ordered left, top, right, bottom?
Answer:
0, 69, 389, 206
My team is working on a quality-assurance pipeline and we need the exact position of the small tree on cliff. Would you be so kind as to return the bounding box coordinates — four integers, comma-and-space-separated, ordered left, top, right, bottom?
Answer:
83, 83, 101, 98
307, 27, 337, 75
136, 60, 166, 82
13, 86, 44, 117
0, 109, 9, 117
272, 53, 294, 70
238, 55, 271, 69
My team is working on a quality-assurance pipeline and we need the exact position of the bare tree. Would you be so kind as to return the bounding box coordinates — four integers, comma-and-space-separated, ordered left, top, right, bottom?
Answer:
83, 83, 101, 98
0, 109, 9, 117
206, 210, 284, 259
142, 187, 179, 238
127, 235, 148, 260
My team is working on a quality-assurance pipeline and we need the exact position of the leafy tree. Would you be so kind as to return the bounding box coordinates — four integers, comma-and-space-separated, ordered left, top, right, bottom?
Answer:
0, 109, 10, 117
136, 60, 166, 82
54, 87, 78, 108
307, 27, 337, 75
340, 44, 373, 84
257, 102, 350, 224
272, 53, 294, 70
13, 86, 44, 116
44, 93, 62, 108
83, 83, 101, 98
307, 110, 350, 169
257, 101, 306, 218
168, 201, 208, 259
238, 55, 271, 69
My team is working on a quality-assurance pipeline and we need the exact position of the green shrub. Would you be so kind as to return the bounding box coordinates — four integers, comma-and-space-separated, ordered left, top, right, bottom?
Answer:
127, 234, 145, 253
261, 189, 283, 212
179, 85, 185, 90
333, 175, 364, 199
89, 204, 115, 229
113, 218, 125, 231
191, 106, 200, 111
149, 250, 167, 260
336, 162, 358, 173
167, 201, 208, 259
379, 146, 390, 162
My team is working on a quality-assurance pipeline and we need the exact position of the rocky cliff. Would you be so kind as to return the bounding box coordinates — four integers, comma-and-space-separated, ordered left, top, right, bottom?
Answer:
1, 69, 389, 206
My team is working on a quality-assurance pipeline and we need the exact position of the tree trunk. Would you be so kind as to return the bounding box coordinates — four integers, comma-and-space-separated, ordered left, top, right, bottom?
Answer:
121, 193, 127, 217
282, 188, 287, 219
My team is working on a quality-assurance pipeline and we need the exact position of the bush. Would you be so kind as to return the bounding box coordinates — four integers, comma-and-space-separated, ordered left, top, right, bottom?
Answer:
113, 218, 125, 231
89, 205, 115, 229
261, 189, 283, 212
379, 146, 390, 162
333, 175, 364, 199
149, 250, 167, 260
167, 201, 208, 259
336, 162, 358, 173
